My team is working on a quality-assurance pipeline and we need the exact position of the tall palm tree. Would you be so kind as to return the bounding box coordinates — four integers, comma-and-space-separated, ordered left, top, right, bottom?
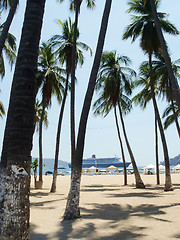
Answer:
58, 0, 96, 168
49, 18, 92, 193
133, 62, 160, 185
0, 0, 19, 57
149, 0, 180, 110
123, 0, 178, 191
0, 23, 16, 78
94, 51, 145, 188
63, 0, 112, 220
37, 42, 65, 183
0, 0, 46, 238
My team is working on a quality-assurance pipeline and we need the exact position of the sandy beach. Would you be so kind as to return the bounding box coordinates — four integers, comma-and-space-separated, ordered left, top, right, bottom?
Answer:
30, 174, 180, 240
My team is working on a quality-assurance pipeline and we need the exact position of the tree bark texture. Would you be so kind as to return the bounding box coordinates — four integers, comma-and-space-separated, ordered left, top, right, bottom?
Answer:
114, 106, 127, 185
117, 102, 145, 189
0, 0, 19, 56
64, 0, 112, 220
0, 0, 46, 238
149, 0, 180, 110
149, 53, 173, 191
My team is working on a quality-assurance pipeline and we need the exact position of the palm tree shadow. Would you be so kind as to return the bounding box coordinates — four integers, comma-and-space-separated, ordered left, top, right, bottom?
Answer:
30, 223, 49, 240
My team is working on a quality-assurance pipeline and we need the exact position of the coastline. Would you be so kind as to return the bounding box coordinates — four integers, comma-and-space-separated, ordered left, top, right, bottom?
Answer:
30, 173, 180, 239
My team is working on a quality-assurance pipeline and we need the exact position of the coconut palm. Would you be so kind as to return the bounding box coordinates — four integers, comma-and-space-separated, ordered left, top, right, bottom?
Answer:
0, 0, 19, 57
123, 0, 178, 191
0, 0, 46, 238
149, 0, 180, 110
58, 0, 96, 167
97, 51, 144, 188
37, 42, 65, 183
33, 98, 48, 133
63, 0, 112, 220
49, 18, 92, 193
133, 62, 160, 185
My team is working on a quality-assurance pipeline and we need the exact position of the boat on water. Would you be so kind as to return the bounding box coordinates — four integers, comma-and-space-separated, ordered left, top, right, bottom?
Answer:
68, 155, 131, 169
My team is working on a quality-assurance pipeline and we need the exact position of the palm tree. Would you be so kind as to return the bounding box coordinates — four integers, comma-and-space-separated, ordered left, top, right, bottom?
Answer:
33, 98, 48, 134
0, 0, 19, 56
133, 62, 160, 185
0, 0, 46, 238
49, 18, 92, 193
93, 51, 145, 188
0, 23, 16, 78
37, 42, 65, 183
149, 0, 180, 110
123, 0, 178, 191
58, 0, 96, 167
63, 0, 112, 220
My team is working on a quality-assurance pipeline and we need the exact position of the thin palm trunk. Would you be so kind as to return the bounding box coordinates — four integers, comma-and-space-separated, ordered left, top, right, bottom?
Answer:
149, 53, 173, 191
51, 74, 69, 193
114, 106, 127, 185
70, 0, 82, 170
149, 0, 180, 110
155, 115, 160, 185
117, 101, 145, 188
63, 0, 112, 220
38, 102, 45, 182
0, 0, 46, 238
0, 0, 18, 56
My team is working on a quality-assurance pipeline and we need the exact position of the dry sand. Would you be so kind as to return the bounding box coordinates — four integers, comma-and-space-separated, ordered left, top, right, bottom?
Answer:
30, 174, 180, 240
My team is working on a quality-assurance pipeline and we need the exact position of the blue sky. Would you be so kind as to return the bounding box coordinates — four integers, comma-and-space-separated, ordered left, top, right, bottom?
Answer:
0, 0, 179, 166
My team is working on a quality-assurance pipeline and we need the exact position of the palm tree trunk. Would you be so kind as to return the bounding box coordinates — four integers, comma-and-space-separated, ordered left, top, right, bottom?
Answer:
148, 53, 173, 191
155, 115, 160, 185
149, 0, 180, 111
117, 101, 145, 188
38, 102, 45, 182
0, 0, 19, 56
0, 0, 46, 238
70, 0, 82, 170
114, 106, 127, 185
51, 74, 69, 193
63, 0, 112, 220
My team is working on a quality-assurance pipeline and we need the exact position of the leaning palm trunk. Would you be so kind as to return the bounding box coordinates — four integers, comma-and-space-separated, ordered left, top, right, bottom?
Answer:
0, 0, 46, 238
0, 0, 19, 56
149, 0, 180, 110
117, 102, 145, 188
149, 54, 173, 191
63, 0, 112, 220
38, 103, 45, 182
51, 74, 69, 193
155, 115, 160, 185
114, 106, 127, 185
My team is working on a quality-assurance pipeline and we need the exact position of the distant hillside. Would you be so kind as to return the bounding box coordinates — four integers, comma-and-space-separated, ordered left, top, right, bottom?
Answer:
32, 157, 69, 174
160, 154, 180, 166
